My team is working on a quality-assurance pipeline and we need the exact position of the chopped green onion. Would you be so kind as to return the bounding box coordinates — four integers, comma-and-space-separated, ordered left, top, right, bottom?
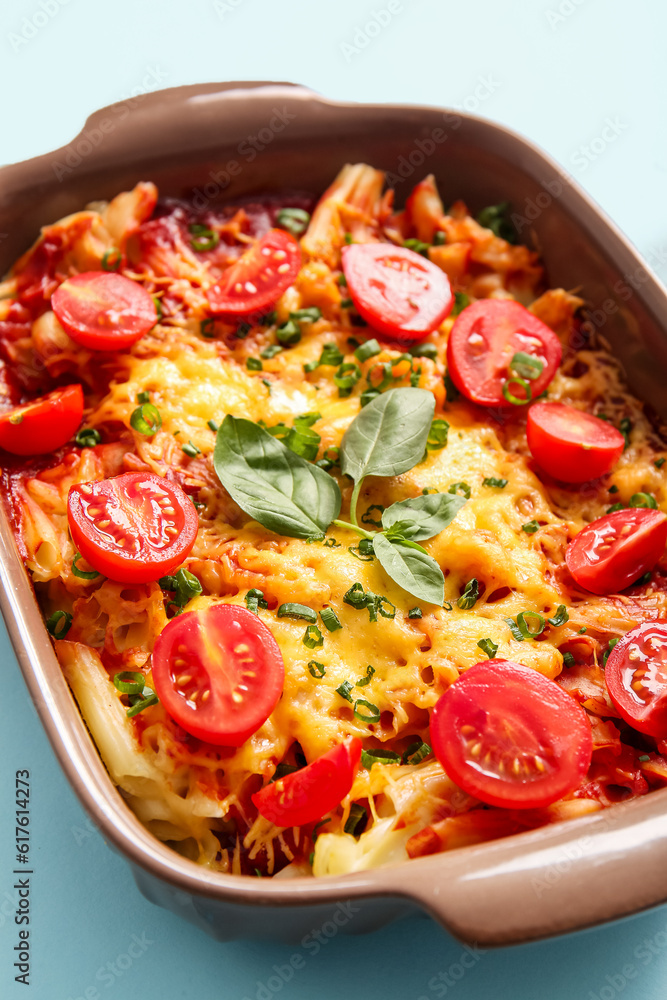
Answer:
638, 754, 651, 763
403, 238, 430, 257
483, 477, 508, 489
410, 342, 438, 360
578, 627, 587, 634
361, 504, 384, 528
290, 307, 321, 323
449, 481, 471, 499
522, 519, 540, 534
433, 230, 446, 246
655, 458, 665, 469
443, 369, 461, 401
361, 748, 400, 769
304, 343, 344, 372
477, 638, 498, 659
354, 338, 381, 362
451, 291, 469, 317
336, 680, 354, 702
152, 296, 162, 321
348, 540, 374, 562
101, 247, 121, 271
320, 607, 342, 632
629, 493, 657, 509
130, 403, 162, 437
354, 698, 380, 723
603, 637, 620, 666
504, 617, 525, 641
334, 362, 362, 398
245, 588, 268, 614
207, 418, 219, 432
260, 344, 283, 359
343, 232, 354, 245
308, 660, 326, 678
126, 690, 159, 718
356, 665, 375, 687
608, 484, 619, 494
408, 607, 423, 619
337, 273, 348, 287
340, 297, 354, 309
72, 553, 100, 580
516, 611, 546, 638
75, 428, 101, 448
457, 578, 479, 610
509, 352, 544, 381
270, 762, 299, 783
200, 318, 215, 338
276, 207, 310, 236
620, 417, 632, 450
607, 502, 625, 514
403, 740, 432, 765
322, 537, 340, 547
344, 803, 367, 836
635, 570, 652, 586
182, 441, 200, 457
189, 226, 219, 252
476, 202, 516, 243
158, 568, 202, 607
303, 624, 324, 649
562, 651, 575, 667
276, 320, 301, 346
344, 583, 368, 609
502, 376, 532, 405
427, 418, 449, 450
45, 610, 72, 639
236, 321, 251, 339
113, 671, 145, 695
278, 603, 317, 623
246, 357, 263, 371
547, 605, 569, 627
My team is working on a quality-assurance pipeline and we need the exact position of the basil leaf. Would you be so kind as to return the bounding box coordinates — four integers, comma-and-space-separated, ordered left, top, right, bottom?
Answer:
372, 533, 444, 605
381, 492, 466, 541
214, 416, 341, 539
340, 387, 435, 482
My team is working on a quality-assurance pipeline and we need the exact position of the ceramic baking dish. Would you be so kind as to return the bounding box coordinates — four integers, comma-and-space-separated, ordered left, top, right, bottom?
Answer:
2, 81, 667, 947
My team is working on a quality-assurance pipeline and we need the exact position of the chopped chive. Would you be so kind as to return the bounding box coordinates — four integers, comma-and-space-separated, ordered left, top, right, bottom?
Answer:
290, 307, 321, 323
113, 671, 145, 695
410, 342, 438, 360
477, 638, 498, 659
547, 605, 569, 627
236, 321, 251, 339
634, 570, 652, 586
260, 344, 283, 359
158, 568, 202, 607
619, 417, 632, 449
336, 680, 354, 702
427, 418, 449, 450
361, 748, 400, 770
334, 362, 362, 398
578, 627, 587, 634
433, 230, 446, 246
403, 740, 432, 765
457, 578, 479, 610
152, 296, 162, 321
607, 502, 625, 513
182, 441, 200, 457
522, 519, 540, 534
344, 232, 353, 245
320, 607, 342, 632
337, 272, 348, 287
476, 202, 516, 243
509, 351, 544, 381
629, 493, 657, 509
354, 338, 381, 363
448, 481, 471, 499
408, 607, 423, 619
276, 207, 310, 236
75, 428, 101, 448
655, 457, 666, 469
516, 611, 546, 638
245, 588, 268, 614
638, 754, 651, 763
451, 291, 469, 317
130, 402, 162, 437
562, 651, 575, 666
189, 225, 219, 252
344, 803, 367, 837
356, 665, 375, 687
354, 698, 380, 723
200, 318, 215, 338
608, 484, 619, 494
502, 376, 532, 405
504, 617, 525, 641
483, 477, 508, 489
277, 603, 317, 623
246, 357, 263, 371
126, 690, 159, 718
443, 369, 461, 401
340, 297, 354, 309
603, 637, 620, 666
348, 540, 374, 562
403, 238, 430, 257
72, 553, 100, 580
276, 320, 301, 346
207, 418, 219, 432
45, 610, 72, 639
303, 624, 324, 649
101, 247, 121, 272
308, 660, 326, 678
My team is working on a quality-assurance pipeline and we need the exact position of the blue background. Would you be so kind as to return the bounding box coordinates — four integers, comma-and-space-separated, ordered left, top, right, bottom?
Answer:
1, 0, 667, 996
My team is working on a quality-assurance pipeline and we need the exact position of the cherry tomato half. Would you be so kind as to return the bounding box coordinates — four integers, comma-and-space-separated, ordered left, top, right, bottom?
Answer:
152, 603, 285, 746
430, 660, 592, 809
605, 622, 667, 737
0, 384, 83, 455
52, 271, 158, 351
252, 737, 362, 828
446, 299, 562, 406
566, 508, 667, 595
527, 402, 625, 483
341, 242, 453, 343
207, 229, 301, 316
67, 472, 198, 583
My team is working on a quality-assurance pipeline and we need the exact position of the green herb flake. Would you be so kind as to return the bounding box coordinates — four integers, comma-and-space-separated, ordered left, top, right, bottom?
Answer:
277, 603, 318, 623
336, 680, 354, 702
457, 578, 479, 610
483, 477, 508, 489
522, 519, 540, 534
245, 588, 268, 614
308, 660, 326, 678
276, 207, 310, 236
303, 624, 324, 649
477, 638, 498, 659
408, 607, 423, 619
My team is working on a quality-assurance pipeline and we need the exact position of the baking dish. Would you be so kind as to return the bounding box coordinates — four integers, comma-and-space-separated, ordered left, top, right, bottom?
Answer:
2, 80, 667, 947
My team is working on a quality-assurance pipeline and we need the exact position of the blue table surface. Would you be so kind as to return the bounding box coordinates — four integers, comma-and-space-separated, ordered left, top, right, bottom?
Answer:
2, 0, 667, 996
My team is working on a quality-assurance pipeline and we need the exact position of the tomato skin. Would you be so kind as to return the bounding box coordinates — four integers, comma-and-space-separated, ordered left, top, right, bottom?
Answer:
527, 403, 625, 482
152, 604, 285, 747
67, 472, 198, 583
566, 508, 667, 595
430, 660, 592, 809
207, 229, 301, 316
605, 622, 667, 737
252, 737, 362, 827
0, 384, 83, 455
446, 299, 562, 406
341, 242, 453, 343
52, 271, 157, 351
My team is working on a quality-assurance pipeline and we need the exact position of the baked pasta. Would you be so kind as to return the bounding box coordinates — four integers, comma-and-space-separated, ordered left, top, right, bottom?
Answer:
1, 164, 666, 879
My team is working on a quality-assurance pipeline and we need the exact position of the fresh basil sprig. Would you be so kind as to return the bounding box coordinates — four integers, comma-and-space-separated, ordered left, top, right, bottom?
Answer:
214, 416, 340, 539
213, 389, 465, 605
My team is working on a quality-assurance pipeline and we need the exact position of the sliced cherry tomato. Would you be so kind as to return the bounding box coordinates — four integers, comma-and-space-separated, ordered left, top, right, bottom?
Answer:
605, 622, 667, 737
207, 229, 301, 316
67, 472, 197, 583
152, 603, 285, 746
252, 737, 362, 827
527, 402, 625, 482
566, 508, 667, 595
430, 660, 592, 809
52, 271, 158, 350
341, 243, 453, 343
0, 384, 83, 455
446, 299, 562, 406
